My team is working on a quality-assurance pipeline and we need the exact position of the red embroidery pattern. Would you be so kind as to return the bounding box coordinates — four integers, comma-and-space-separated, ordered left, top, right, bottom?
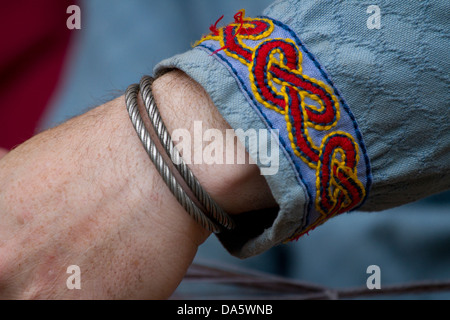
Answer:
196, 11, 366, 239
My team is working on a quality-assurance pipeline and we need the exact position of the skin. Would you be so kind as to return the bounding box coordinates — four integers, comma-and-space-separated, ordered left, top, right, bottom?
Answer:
0, 70, 276, 299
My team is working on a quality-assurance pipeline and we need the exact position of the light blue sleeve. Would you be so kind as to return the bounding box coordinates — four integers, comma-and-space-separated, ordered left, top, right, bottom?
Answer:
155, 0, 450, 258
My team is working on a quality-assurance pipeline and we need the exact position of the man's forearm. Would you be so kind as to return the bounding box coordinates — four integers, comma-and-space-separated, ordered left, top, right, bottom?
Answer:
0, 71, 275, 299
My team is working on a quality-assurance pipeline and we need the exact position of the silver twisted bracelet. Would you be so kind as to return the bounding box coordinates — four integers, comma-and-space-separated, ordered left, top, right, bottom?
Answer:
125, 76, 235, 233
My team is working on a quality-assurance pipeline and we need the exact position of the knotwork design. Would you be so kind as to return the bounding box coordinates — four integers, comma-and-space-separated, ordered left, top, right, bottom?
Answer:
195, 11, 368, 238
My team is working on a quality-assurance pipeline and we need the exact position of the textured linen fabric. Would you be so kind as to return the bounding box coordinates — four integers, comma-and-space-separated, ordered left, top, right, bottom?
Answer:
155, 0, 450, 258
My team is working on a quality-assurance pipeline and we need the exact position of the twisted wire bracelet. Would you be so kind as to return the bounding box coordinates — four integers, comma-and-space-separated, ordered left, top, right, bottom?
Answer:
139, 75, 235, 231
125, 80, 235, 233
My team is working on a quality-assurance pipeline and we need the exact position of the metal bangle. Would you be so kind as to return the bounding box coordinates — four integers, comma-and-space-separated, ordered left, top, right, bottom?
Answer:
138, 75, 235, 231
125, 81, 233, 233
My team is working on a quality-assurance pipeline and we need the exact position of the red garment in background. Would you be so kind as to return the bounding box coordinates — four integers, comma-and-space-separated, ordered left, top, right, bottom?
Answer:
0, 0, 74, 150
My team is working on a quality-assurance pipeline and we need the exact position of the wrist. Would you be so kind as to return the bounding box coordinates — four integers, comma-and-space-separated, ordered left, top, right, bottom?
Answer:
151, 70, 276, 215
0, 95, 210, 299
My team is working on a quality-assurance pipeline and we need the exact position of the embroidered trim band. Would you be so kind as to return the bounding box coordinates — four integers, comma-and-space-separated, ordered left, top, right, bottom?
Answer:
194, 10, 372, 240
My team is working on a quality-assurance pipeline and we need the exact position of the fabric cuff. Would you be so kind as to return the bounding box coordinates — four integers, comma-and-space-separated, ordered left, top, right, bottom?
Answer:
154, 10, 372, 258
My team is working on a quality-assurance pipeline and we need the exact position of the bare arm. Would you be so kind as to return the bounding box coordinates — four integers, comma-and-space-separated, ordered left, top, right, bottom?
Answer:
0, 70, 276, 299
